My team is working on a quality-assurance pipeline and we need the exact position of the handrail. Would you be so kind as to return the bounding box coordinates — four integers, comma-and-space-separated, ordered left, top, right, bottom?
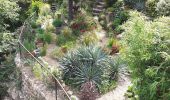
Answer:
17, 12, 71, 100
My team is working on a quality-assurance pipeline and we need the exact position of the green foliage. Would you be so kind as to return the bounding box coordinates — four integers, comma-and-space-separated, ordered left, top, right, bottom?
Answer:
29, 1, 44, 14
0, 0, 20, 32
80, 32, 98, 46
31, 22, 38, 29
146, 0, 159, 18
156, 0, 170, 16
60, 46, 118, 90
71, 11, 97, 35
23, 39, 36, 52
104, 1, 129, 34
104, 0, 118, 7
52, 19, 63, 27
50, 47, 65, 59
123, 0, 146, 10
40, 44, 47, 56
0, 55, 20, 99
44, 32, 52, 44
61, 26, 72, 37
56, 34, 76, 46
99, 80, 117, 94
121, 11, 170, 99
0, 33, 17, 56
37, 28, 45, 34
32, 62, 44, 79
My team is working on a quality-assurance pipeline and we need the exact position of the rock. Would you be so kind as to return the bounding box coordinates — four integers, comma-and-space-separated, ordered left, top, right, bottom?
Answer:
67, 91, 73, 96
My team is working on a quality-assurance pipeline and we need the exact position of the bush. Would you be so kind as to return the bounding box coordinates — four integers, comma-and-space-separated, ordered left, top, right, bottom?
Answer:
40, 44, 47, 56
56, 34, 76, 46
146, 0, 159, 18
50, 47, 65, 59
23, 39, 36, 52
123, 0, 146, 10
61, 26, 72, 37
71, 12, 97, 35
80, 32, 98, 45
39, 4, 51, 16
52, 19, 63, 27
104, 0, 118, 7
29, 1, 44, 15
156, 0, 170, 16
59, 45, 118, 90
44, 32, 52, 44
121, 11, 170, 99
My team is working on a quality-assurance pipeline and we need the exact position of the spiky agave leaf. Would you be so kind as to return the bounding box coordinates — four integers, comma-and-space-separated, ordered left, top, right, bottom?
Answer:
59, 45, 118, 88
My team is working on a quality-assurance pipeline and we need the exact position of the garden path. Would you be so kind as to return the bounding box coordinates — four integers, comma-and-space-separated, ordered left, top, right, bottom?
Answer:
41, 43, 60, 68
95, 25, 132, 100
97, 74, 131, 100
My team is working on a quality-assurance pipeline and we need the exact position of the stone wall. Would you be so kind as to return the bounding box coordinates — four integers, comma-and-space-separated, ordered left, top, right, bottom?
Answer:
5, 54, 59, 100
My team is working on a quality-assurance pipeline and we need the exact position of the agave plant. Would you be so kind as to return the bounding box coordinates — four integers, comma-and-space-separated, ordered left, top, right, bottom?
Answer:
59, 45, 118, 88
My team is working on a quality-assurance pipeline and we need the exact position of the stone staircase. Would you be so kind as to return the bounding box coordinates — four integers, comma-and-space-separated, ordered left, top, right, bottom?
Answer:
93, 0, 106, 16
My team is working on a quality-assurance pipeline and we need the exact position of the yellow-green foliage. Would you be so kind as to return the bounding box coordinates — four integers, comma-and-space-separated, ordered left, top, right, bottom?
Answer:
32, 63, 44, 80
50, 47, 65, 59
61, 26, 72, 37
40, 43, 47, 56
80, 32, 98, 45
121, 11, 170, 99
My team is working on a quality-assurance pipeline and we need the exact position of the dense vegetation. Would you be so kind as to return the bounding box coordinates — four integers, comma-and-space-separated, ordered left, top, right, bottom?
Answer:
121, 11, 170, 99
0, 0, 170, 100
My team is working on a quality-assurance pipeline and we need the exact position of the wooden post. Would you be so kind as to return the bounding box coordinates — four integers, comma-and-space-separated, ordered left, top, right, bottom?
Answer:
54, 78, 58, 100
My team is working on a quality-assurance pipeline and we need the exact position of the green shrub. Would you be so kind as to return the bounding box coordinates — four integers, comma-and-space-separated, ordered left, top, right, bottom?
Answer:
146, 0, 159, 18
31, 22, 38, 29
121, 11, 170, 99
39, 3, 51, 16
71, 12, 97, 35
37, 28, 45, 34
52, 19, 63, 27
104, 0, 118, 7
60, 46, 118, 90
80, 32, 98, 46
156, 0, 170, 16
50, 47, 65, 59
112, 18, 121, 29
23, 39, 36, 52
99, 80, 117, 94
29, 1, 44, 14
40, 44, 47, 56
61, 26, 72, 37
44, 32, 52, 44
123, 0, 146, 10
56, 34, 76, 46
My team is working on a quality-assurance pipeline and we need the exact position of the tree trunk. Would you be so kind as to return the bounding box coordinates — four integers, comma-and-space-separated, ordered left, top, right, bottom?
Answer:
68, 0, 73, 21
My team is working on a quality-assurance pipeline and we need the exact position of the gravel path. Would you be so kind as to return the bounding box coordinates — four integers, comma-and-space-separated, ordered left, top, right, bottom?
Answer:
97, 74, 131, 100
95, 28, 132, 100
41, 44, 60, 68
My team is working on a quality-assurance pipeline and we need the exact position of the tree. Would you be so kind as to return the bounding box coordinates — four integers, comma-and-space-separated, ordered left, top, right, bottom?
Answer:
0, 0, 20, 32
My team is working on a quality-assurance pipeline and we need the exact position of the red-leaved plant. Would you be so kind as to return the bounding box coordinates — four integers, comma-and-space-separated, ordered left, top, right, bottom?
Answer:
79, 81, 99, 100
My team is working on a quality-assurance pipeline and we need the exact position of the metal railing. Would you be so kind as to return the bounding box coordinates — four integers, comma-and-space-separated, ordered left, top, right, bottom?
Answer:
17, 12, 71, 100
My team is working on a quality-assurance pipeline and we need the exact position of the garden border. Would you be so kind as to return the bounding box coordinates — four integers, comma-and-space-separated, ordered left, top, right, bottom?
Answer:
17, 12, 71, 100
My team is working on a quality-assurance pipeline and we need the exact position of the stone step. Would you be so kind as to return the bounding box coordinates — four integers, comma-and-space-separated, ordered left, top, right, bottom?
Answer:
96, 5, 104, 9
93, 8, 103, 13
98, 1, 105, 5
93, 12, 99, 16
